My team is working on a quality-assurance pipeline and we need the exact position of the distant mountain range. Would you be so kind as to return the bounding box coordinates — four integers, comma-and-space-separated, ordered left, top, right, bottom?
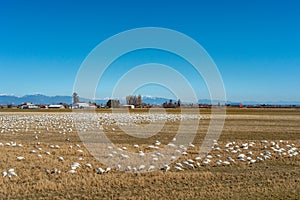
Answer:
0, 94, 73, 105
0, 94, 299, 106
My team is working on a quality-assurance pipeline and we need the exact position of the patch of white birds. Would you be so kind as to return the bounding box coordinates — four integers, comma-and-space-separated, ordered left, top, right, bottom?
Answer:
0, 113, 299, 178
2, 168, 17, 178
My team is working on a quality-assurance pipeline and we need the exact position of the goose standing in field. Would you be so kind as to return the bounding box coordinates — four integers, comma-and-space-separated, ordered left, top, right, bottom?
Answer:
96, 167, 105, 174
69, 169, 76, 174
202, 158, 211, 166
227, 157, 235, 163
76, 149, 84, 153
85, 163, 92, 168
58, 156, 64, 161
125, 166, 132, 172
71, 162, 80, 170
162, 164, 170, 172
174, 165, 184, 171
238, 154, 246, 161
188, 142, 195, 148
138, 165, 145, 171
53, 168, 61, 174
120, 154, 129, 159
45, 169, 51, 175
8, 168, 18, 177
105, 167, 111, 173
17, 156, 25, 161
148, 165, 155, 171
138, 151, 145, 157
2, 171, 8, 177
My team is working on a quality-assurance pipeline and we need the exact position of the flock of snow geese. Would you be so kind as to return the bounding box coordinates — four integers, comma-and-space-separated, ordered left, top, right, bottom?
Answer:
0, 113, 299, 179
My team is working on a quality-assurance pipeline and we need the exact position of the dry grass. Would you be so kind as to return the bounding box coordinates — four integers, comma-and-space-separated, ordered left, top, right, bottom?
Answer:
0, 108, 299, 199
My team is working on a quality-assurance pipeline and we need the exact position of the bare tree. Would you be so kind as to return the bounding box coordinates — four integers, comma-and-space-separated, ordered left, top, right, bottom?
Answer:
126, 95, 142, 107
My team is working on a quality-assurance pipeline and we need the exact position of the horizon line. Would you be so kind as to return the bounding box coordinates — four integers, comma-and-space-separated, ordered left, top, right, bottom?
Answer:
0, 93, 299, 105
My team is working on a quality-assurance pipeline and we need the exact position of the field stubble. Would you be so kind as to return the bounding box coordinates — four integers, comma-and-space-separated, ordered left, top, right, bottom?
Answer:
0, 108, 299, 199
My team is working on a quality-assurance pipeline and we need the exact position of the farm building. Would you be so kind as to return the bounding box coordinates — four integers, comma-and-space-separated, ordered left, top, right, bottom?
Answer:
48, 104, 65, 109
106, 99, 120, 108
71, 102, 96, 109
20, 103, 39, 109
122, 104, 135, 109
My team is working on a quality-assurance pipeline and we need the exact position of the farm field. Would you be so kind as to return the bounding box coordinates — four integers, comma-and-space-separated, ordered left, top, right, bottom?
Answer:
0, 108, 299, 199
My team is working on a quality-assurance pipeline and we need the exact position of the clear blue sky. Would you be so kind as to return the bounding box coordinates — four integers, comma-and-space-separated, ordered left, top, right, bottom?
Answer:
0, 0, 299, 102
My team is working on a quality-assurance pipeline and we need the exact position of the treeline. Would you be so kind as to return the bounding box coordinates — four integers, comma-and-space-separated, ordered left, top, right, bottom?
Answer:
162, 99, 181, 108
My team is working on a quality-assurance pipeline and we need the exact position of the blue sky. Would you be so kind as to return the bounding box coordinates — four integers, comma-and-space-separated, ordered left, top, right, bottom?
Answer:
0, 0, 299, 102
